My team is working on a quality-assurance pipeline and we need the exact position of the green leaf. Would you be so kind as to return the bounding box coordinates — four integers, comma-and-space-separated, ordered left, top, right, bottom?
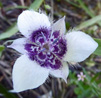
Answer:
0, 2, 3, 7
65, 0, 80, 8
77, 0, 94, 18
91, 73, 100, 83
44, 4, 51, 10
0, 23, 18, 40
0, 45, 5, 57
74, 87, 81, 95
5, 6, 28, 11
0, 84, 18, 98
76, 0, 101, 26
93, 38, 101, 56
0, 0, 44, 40
29, 0, 44, 10
0, 45, 5, 51
83, 68, 101, 97
75, 15, 101, 30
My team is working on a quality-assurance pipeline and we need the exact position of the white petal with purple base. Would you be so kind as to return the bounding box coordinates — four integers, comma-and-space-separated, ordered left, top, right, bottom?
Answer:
12, 55, 49, 92
17, 10, 51, 37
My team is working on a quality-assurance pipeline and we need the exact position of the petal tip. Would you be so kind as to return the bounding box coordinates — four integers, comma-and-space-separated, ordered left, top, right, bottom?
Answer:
63, 77, 67, 83
63, 16, 66, 20
7, 45, 12, 48
9, 89, 18, 93
94, 40, 98, 49
64, 31, 99, 62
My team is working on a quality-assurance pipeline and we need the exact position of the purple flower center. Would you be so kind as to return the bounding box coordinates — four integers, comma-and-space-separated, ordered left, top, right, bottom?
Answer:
25, 28, 67, 69
43, 43, 49, 51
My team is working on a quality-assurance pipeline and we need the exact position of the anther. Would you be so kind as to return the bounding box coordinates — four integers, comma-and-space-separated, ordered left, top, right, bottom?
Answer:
53, 38, 59, 44
41, 32, 46, 41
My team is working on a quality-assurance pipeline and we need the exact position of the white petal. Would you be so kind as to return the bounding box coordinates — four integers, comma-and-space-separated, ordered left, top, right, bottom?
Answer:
8, 38, 27, 54
84, 75, 86, 78
81, 78, 84, 81
63, 31, 98, 62
17, 10, 51, 37
77, 74, 81, 78
50, 62, 69, 83
12, 55, 49, 92
52, 16, 66, 35
78, 77, 81, 81
80, 72, 83, 76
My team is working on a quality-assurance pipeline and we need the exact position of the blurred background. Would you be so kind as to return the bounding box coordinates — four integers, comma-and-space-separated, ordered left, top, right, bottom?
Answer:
0, 0, 101, 98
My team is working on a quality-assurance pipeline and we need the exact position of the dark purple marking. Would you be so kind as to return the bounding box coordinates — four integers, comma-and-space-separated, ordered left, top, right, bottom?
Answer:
24, 28, 67, 70
54, 37, 67, 58
39, 38, 44, 44
38, 52, 47, 60
51, 31, 67, 58
30, 27, 51, 45
52, 31, 60, 38
25, 44, 37, 55
41, 55, 61, 69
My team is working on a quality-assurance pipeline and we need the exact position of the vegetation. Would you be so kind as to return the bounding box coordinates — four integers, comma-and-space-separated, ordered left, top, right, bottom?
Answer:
0, 0, 101, 98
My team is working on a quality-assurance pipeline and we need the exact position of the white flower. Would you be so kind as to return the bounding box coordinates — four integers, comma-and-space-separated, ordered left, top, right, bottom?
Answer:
8, 10, 98, 92
77, 72, 86, 81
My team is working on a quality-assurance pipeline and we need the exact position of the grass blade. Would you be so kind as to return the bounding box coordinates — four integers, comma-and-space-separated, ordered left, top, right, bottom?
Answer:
75, 15, 101, 30
29, 0, 44, 10
93, 38, 101, 56
0, 0, 44, 40
76, 0, 101, 26
0, 84, 18, 98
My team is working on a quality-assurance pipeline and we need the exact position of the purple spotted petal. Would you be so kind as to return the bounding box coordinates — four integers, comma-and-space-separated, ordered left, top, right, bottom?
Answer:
24, 28, 67, 70
46, 52, 62, 69
30, 28, 51, 45
51, 32, 67, 59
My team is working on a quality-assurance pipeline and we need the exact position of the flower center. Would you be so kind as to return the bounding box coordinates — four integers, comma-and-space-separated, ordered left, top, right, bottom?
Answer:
43, 43, 49, 51
25, 29, 67, 69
